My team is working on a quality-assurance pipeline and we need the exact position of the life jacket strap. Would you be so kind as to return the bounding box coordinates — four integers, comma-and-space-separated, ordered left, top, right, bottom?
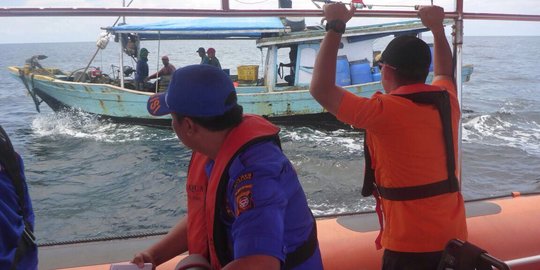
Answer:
377, 177, 459, 201
373, 192, 384, 250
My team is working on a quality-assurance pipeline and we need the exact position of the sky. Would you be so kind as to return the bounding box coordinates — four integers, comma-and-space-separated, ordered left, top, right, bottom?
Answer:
0, 0, 539, 44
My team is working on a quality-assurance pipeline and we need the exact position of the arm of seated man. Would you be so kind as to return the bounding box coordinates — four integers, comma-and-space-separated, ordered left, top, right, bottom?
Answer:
223, 141, 291, 270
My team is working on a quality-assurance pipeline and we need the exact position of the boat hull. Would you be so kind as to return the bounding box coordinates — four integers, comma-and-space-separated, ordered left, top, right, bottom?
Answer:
8, 66, 474, 128
39, 192, 540, 270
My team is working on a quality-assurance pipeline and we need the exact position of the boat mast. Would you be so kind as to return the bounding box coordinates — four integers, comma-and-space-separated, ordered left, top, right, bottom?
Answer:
77, 0, 134, 83
120, 0, 126, 89
221, 0, 230, 11
154, 32, 161, 93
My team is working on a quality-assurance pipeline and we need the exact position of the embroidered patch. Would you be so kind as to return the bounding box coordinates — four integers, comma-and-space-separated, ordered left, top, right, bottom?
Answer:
235, 184, 254, 216
148, 95, 161, 115
232, 172, 253, 190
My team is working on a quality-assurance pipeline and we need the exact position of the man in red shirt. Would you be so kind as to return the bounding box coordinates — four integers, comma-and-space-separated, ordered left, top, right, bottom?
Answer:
310, 4, 467, 269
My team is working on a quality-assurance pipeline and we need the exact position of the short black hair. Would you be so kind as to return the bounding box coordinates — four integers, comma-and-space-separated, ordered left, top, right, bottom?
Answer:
380, 34, 431, 83
177, 104, 244, 131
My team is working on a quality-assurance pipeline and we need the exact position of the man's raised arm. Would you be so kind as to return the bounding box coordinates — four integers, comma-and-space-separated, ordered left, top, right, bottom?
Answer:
419, 5, 453, 82
309, 3, 356, 115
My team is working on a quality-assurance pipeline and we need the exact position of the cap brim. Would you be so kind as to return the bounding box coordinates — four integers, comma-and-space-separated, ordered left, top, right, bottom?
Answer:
147, 92, 172, 116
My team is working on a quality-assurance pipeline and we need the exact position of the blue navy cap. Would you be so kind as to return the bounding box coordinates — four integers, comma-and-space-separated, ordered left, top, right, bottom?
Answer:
147, 65, 237, 117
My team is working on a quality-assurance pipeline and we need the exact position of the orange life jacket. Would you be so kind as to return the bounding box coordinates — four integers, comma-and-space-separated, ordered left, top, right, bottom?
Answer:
362, 90, 459, 200
361, 89, 464, 251
186, 114, 280, 270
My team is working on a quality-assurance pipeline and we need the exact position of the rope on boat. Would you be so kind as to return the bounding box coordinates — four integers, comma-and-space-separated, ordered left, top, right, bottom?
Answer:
38, 230, 169, 247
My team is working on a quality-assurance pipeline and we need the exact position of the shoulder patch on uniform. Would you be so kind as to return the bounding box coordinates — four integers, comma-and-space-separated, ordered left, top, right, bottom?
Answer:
232, 172, 253, 190
235, 184, 254, 216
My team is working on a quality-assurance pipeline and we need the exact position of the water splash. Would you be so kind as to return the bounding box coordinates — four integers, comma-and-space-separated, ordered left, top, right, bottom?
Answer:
280, 126, 363, 153
463, 111, 540, 156
30, 109, 176, 143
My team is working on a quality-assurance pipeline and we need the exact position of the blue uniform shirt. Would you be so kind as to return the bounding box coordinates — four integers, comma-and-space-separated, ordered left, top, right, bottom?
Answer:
205, 141, 322, 270
0, 155, 38, 270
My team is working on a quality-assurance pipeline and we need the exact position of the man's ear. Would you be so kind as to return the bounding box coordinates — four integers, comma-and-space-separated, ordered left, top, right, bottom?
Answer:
183, 117, 197, 136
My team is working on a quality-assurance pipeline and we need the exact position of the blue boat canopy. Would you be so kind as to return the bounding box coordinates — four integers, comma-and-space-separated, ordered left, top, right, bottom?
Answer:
107, 17, 288, 40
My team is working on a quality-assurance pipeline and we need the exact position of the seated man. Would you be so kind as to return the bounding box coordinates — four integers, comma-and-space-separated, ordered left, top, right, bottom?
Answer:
145, 55, 176, 91
133, 65, 323, 270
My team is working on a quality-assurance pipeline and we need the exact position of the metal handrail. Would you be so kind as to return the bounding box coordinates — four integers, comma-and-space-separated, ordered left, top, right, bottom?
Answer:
1, 7, 540, 21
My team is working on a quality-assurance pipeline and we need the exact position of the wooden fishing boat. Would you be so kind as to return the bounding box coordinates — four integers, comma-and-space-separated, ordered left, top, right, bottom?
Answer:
7, 17, 473, 127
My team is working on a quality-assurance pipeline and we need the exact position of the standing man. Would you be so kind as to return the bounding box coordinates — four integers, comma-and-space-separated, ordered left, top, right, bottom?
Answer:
133, 65, 322, 270
0, 125, 38, 270
206, 48, 222, 69
135, 48, 149, 90
279, 46, 298, 86
310, 4, 467, 269
197, 47, 210, 65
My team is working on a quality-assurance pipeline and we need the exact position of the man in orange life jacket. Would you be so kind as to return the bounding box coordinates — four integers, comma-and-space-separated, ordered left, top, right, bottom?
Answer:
132, 64, 323, 270
310, 4, 467, 270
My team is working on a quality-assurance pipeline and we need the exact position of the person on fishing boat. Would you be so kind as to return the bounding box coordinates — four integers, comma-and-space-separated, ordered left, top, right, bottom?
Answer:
197, 47, 210, 65
206, 48, 222, 69
310, 4, 467, 270
0, 125, 38, 270
279, 46, 298, 86
135, 48, 149, 90
132, 64, 323, 270
145, 55, 176, 92
145, 55, 176, 82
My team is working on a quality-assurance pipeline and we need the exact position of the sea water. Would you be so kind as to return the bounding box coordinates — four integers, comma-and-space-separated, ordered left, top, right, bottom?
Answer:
1, 37, 539, 244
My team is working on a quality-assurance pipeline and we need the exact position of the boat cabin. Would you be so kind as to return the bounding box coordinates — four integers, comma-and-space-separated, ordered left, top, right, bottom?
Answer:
108, 17, 443, 93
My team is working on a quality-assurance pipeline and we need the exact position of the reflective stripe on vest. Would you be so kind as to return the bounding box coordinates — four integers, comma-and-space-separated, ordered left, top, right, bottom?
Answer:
361, 91, 460, 201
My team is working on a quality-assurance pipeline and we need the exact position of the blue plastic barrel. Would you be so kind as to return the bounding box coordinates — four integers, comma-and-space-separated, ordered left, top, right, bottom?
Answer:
350, 59, 373, 85
335, 55, 351, 86
371, 66, 381, 81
